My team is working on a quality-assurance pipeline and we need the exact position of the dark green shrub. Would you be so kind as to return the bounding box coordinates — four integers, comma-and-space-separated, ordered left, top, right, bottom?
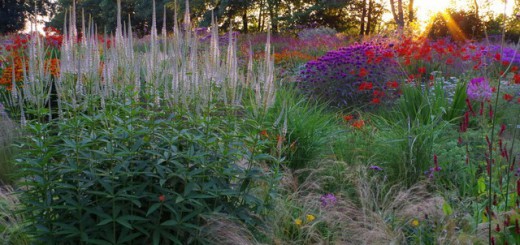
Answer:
17, 102, 279, 244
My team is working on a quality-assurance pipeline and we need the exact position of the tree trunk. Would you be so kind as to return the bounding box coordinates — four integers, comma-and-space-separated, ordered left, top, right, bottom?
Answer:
397, 0, 404, 27
408, 0, 414, 24
268, 0, 279, 33
360, 0, 367, 35
366, 0, 373, 34
473, 0, 479, 17
258, 0, 264, 32
242, 7, 248, 33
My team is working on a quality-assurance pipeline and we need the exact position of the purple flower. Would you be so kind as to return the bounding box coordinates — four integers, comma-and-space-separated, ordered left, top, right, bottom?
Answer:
467, 77, 492, 101
369, 165, 383, 171
320, 193, 337, 207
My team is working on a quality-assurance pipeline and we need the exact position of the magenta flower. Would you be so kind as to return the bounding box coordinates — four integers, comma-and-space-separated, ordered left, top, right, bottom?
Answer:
320, 193, 337, 207
467, 77, 492, 101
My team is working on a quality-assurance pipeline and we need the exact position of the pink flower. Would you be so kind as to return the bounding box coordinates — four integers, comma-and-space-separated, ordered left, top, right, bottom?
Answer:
467, 77, 492, 102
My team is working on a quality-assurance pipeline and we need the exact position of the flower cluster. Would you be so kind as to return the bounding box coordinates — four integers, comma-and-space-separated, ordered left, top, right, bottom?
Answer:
320, 193, 337, 207
298, 41, 401, 107
467, 77, 493, 102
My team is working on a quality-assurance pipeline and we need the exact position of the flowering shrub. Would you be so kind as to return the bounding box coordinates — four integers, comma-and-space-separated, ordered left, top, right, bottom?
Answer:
298, 41, 401, 107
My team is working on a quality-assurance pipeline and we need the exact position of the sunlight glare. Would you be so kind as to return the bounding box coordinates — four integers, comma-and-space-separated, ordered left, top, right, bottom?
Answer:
415, 0, 452, 22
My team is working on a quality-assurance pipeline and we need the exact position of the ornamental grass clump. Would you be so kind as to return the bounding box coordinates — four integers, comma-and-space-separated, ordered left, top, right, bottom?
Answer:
298, 41, 401, 107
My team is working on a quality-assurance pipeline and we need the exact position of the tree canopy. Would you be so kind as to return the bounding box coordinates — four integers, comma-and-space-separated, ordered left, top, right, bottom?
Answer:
0, 0, 55, 34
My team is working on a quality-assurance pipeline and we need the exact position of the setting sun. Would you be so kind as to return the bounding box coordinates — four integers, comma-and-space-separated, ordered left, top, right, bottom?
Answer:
415, 0, 452, 22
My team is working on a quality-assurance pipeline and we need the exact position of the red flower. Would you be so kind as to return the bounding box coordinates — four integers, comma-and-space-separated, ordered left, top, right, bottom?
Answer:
259, 130, 269, 138
504, 93, 513, 101
418, 67, 426, 74
386, 81, 399, 89
512, 66, 519, 72
371, 97, 381, 104
358, 82, 373, 91
494, 53, 501, 61
514, 73, 520, 84
343, 115, 354, 122
159, 195, 166, 202
446, 58, 454, 65
359, 68, 369, 77
352, 120, 365, 129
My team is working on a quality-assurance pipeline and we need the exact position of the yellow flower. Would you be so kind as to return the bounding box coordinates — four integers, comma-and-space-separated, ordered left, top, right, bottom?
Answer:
411, 219, 420, 227
294, 218, 303, 226
306, 214, 316, 222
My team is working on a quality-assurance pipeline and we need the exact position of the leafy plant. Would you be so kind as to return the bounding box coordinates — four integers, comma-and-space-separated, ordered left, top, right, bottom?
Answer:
17, 101, 279, 244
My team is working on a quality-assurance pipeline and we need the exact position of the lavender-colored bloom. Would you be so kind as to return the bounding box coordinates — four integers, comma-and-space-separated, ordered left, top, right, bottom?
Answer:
467, 77, 492, 101
369, 165, 383, 171
320, 193, 337, 207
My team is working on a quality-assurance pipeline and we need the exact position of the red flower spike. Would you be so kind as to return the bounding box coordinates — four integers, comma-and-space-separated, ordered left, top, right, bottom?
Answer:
159, 195, 166, 202
491, 236, 495, 245
418, 67, 426, 74
517, 179, 520, 196
486, 135, 491, 148
504, 94, 513, 101
371, 97, 381, 104
495, 224, 501, 232
465, 99, 475, 116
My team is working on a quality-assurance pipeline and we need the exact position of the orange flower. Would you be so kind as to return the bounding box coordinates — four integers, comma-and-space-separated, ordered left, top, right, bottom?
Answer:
352, 120, 365, 129
343, 115, 354, 122
259, 130, 269, 138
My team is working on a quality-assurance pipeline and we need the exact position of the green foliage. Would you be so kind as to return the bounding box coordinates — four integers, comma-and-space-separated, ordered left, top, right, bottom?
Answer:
427, 9, 484, 40
253, 87, 344, 170
17, 101, 279, 244
369, 83, 457, 186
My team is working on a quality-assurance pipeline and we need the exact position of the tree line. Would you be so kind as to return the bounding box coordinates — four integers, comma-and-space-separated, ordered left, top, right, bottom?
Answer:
1, 0, 519, 40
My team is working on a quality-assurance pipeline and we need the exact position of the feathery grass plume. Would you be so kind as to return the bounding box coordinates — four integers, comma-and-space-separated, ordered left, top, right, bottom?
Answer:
0, 105, 17, 185
200, 214, 259, 245
0, 186, 31, 245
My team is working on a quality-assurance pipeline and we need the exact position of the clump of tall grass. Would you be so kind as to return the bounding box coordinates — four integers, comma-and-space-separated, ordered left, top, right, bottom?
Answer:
0, 186, 31, 245
0, 103, 17, 185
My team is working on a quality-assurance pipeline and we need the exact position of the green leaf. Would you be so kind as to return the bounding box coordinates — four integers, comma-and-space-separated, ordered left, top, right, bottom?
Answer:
477, 177, 486, 194
115, 217, 133, 229
442, 202, 453, 216
161, 219, 179, 226
84, 239, 113, 245
97, 218, 113, 226
146, 203, 162, 217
